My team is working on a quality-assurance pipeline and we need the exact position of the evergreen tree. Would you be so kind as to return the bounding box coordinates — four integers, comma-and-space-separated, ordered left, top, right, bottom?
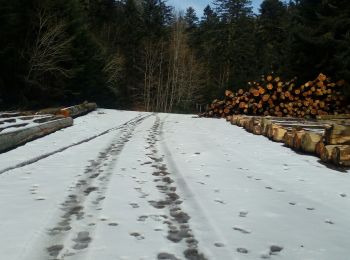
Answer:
256, 0, 288, 74
288, 0, 350, 85
184, 7, 199, 29
214, 0, 253, 22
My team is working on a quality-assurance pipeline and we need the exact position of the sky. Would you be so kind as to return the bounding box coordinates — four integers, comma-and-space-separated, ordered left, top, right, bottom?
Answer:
168, 0, 264, 16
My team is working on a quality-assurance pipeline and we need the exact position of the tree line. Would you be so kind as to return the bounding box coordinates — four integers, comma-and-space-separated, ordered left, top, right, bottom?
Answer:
0, 0, 349, 112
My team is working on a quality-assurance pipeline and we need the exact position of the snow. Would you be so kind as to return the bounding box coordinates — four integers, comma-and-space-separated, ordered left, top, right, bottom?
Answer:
0, 109, 349, 260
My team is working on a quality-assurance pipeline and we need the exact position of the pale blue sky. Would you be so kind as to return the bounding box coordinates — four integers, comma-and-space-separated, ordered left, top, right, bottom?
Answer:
168, 0, 264, 16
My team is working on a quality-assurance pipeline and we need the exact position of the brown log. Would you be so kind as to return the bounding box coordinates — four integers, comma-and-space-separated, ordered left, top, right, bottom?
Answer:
320, 145, 347, 162
332, 145, 350, 166
59, 102, 97, 118
315, 141, 325, 156
301, 132, 323, 153
0, 117, 73, 153
325, 124, 350, 145
292, 130, 306, 150
272, 126, 288, 142
283, 131, 294, 147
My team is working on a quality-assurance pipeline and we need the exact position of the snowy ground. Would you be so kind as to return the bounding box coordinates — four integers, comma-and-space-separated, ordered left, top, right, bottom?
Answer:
0, 109, 349, 260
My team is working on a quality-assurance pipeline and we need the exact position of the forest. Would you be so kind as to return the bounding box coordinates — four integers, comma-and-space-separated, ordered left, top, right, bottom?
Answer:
0, 0, 349, 113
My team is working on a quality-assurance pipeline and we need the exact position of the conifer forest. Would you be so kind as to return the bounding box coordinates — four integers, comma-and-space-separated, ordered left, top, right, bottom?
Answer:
0, 0, 349, 113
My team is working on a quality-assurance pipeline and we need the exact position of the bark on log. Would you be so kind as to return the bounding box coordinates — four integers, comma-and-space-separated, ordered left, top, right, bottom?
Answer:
332, 145, 350, 166
292, 130, 306, 150
283, 132, 294, 147
58, 102, 97, 118
324, 124, 350, 145
0, 117, 73, 153
315, 141, 325, 156
272, 126, 288, 142
320, 145, 341, 162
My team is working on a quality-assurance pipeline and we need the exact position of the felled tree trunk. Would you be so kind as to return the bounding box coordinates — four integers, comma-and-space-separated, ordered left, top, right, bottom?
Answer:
325, 124, 350, 145
301, 132, 323, 153
58, 102, 97, 118
0, 117, 73, 153
332, 145, 350, 166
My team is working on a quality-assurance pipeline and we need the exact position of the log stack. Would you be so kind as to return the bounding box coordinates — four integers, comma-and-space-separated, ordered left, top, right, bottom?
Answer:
0, 116, 73, 153
226, 114, 350, 168
0, 102, 97, 153
202, 74, 348, 118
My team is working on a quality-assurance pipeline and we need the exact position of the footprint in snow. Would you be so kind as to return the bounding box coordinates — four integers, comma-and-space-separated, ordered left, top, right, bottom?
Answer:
138, 215, 148, 222
214, 242, 225, 247
233, 227, 251, 234
214, 199, 225, 204
73, 231, 91, 250
239, 211, 248, 218
141, 161, 152, 165
157, 252, 179, 260
47, 244, 64, 257
289, 202, 296, 205
325, 219, 335, 224
236, 248, 249, 254
130, 232, 145, 240
269, 245, 283, 255
340, 193, 347, 197
265, 186, 273, 190
306, 207, 315, 211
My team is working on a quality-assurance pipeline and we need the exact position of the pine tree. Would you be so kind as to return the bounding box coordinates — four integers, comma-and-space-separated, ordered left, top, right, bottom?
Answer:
256, 0, 288, 74
184, 7, 199, 29
288, 0, 350, 86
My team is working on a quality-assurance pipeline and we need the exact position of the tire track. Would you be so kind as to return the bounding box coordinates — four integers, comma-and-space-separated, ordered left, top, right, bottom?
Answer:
37, 114, 151, 260
145, 116, 207, 260
0, 114, 148, 175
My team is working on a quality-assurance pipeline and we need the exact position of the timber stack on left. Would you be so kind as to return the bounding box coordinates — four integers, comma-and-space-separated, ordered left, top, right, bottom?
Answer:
0, 102, 97, 153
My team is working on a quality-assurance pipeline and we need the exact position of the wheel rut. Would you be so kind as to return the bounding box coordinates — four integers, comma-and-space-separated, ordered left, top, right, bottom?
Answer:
145, 116, 207, 260
40, 114, 151, 260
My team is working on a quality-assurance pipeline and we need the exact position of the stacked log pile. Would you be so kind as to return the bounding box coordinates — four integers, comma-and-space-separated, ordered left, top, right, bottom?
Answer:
0, 115, 73, 153
227, 114, 350, 168
0, 102, 97, 153
203, 74, 348, 118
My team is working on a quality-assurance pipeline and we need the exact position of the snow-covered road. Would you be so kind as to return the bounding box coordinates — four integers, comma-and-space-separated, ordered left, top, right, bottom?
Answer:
0, 109, 349, 260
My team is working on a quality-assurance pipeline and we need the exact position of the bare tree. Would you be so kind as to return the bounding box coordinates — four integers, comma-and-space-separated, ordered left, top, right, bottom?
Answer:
141, 16, 205, 113
103, 51, 124, 95
26, 8, 73, 88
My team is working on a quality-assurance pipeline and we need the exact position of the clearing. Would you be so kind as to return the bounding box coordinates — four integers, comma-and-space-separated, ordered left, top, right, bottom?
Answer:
0, 109, 349, 260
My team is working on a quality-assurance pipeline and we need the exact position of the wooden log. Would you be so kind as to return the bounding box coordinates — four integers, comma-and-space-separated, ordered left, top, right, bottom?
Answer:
315, 141, 325, 156
58, 102, 97, 118
272, 126, 288, 142
292, 130, 306, 150
253, 124, 262, 135
0, 117, 73, 153
325, 124, 350, 145
332, 145, 350, 166
301, 132, 323, 153
320, 145, 344, 162
316, 114, 350, 120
